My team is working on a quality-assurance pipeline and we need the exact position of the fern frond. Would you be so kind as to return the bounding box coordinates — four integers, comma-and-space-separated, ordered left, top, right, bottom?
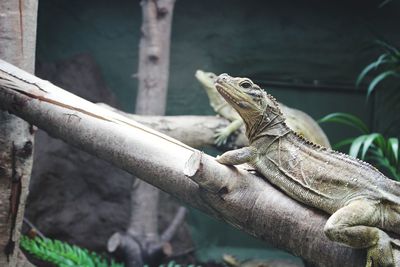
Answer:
20, 235, 124, 267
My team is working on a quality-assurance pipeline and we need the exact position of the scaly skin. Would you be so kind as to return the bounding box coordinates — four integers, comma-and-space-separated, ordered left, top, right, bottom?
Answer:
195, 69, 331, 148
214, 73, 400, 267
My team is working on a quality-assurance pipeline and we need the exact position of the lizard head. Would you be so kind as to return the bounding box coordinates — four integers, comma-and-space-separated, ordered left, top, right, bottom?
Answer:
215, 73, 281, 119
195, 70, 217, 89
215, 73, 286, 140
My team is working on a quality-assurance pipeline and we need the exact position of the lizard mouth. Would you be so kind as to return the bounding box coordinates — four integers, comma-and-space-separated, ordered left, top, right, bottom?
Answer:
215, 83, 242, 106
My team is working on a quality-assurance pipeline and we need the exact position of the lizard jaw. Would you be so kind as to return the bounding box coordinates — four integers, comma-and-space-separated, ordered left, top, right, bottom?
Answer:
215, 83, 242, 107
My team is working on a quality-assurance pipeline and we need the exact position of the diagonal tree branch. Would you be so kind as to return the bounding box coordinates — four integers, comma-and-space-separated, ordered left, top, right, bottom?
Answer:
160, 207, 186, 243
97, 102, 247, 149
2, 59, 399, 267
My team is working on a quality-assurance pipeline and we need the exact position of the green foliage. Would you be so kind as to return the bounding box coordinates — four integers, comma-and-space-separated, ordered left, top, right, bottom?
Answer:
356, 40, 400, 98
319, 112, 369, 134
20, 235, 124, 267
21, 236, 201, 267
319, 113, 400, 181
320, 39, 400, 180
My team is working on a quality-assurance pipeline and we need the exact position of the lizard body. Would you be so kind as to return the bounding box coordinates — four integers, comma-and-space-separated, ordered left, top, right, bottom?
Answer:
195, 70, 331, 148
214, 73, 400, 267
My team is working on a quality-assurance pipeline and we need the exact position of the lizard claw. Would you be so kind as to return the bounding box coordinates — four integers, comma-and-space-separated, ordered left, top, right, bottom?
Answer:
365, 232, 394, 267
214, 128, 231, 146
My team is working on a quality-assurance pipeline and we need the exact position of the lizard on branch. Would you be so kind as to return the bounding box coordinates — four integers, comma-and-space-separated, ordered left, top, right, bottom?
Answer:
195, 70, 330, 148
214, 73, 400, 267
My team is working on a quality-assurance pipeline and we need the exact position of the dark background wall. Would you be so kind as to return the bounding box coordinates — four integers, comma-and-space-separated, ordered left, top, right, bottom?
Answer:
36, 0, 400, 143
33, 0, 400, 263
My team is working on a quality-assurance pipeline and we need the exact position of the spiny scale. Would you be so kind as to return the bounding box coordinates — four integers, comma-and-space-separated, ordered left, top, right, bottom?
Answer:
286, 119, 378, 172
263, 90, 379, 172
265, 92, 283, 115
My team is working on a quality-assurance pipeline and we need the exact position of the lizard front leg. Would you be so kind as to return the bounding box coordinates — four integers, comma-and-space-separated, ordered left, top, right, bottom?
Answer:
214, 119, 243, 146
216, 146, 256, 165
324, 199, 394, 267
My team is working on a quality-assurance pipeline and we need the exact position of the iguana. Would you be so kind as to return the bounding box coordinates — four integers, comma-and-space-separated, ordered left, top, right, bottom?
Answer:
214, 73, 400, 267
195, 70, 331, 148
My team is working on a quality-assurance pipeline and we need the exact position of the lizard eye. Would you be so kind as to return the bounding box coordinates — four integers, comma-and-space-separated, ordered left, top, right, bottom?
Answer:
208, 74, 216, 79
239, 81, 252, 89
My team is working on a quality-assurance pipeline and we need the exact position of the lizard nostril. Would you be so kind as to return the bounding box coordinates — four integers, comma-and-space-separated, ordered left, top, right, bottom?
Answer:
217, 73, 229, 83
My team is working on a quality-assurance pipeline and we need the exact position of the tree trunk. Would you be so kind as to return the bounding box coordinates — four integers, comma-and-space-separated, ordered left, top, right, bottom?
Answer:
135, 0, 174, 115
109, 1, 179, 266
2, 60, 399, 267
0, 1, 38, 266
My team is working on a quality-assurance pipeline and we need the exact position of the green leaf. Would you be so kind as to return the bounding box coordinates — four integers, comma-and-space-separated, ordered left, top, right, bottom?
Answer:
367, 70, 397, 98
361, 133, 381, 159
372, 155, 400, 180
356, 54, 389, 87
349, 135, 367, 158
371, 154, 390, 168
333, 137, 355, 150
376, 135, 387, 149
319, 112, 369, 134
20, 235, 124, 267
388, 137, 399, 163
375, 40, 400, 56
374, 53, 390, 67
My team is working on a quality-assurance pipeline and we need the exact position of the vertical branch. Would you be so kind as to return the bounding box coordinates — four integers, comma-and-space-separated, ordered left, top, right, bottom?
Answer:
135, 0, 176, 115
0, 0, 38, 266
132, 0, 176, 256
109, 1, 178, 266
143, 0, 161, 59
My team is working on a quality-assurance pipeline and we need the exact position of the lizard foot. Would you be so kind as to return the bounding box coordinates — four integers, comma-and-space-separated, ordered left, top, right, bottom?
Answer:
214, 128, 231, 146
366, 232, 394, 267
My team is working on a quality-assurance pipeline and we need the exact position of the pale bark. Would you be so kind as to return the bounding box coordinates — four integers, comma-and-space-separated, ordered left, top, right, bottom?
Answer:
0, 1, 38, 266
2, 61, 400, 267
135, 0, 175, 115
98, 103, 247, 149
113, 0, 179, 266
